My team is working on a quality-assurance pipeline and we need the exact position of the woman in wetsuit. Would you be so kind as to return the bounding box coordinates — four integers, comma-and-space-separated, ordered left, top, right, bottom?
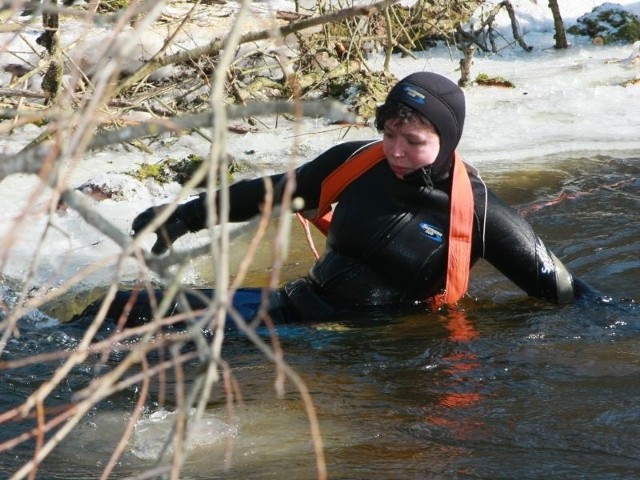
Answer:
117, 72, 582, 325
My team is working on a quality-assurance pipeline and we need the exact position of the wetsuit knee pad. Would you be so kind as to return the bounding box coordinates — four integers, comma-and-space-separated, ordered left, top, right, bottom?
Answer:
283, 278, 337, 322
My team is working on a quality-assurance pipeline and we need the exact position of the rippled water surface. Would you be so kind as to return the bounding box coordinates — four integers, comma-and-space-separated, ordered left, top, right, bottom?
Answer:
1, 154, 639, 479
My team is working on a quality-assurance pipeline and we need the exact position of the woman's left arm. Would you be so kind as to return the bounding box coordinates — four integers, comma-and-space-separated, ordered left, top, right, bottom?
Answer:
480, 190, 575, 304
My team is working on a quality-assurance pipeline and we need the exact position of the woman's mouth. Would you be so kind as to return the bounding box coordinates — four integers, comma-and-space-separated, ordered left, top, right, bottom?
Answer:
389, 165, 408, 177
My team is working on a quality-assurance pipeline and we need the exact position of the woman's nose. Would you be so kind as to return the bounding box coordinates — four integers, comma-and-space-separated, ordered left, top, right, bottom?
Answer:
386, 139, 404, 158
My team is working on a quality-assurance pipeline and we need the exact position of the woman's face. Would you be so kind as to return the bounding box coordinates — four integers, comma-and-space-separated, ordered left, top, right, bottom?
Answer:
382, 117, 441, 179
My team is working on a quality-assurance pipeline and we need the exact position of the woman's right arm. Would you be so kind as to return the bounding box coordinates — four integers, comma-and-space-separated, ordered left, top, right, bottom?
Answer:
131, 141, 370, 253
130, 174, 285, 254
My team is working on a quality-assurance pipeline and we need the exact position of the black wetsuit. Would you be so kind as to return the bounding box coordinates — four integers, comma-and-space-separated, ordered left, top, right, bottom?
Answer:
75, 140, 577, 327
184, 140, 574, 311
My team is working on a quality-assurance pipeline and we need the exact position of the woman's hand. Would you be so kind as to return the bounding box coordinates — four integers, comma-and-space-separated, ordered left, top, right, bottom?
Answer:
132, 194, 207, 254
131, 204, 191, 254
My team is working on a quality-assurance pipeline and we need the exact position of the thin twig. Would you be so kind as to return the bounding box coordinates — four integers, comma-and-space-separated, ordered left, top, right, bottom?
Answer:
0, 100, 358, 181
113, 0, 399, 96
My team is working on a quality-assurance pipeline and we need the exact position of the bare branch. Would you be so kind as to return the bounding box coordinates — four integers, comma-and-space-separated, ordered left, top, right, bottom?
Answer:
0, 100, 358, 181
113, 0, 399, 96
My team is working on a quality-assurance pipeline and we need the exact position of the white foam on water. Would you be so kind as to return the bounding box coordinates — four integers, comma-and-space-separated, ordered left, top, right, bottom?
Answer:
130, 408, 236, 461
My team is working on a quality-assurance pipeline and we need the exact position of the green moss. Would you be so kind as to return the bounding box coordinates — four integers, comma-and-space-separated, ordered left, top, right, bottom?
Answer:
130, 162, 171, 184
326, 70, 396, 121
169, 154, 205, 185
568, 5, 640, 43
618, 20, 640, 43
128, 154, 243, 186
475, 73, 515, 88
96, 0, 130, 13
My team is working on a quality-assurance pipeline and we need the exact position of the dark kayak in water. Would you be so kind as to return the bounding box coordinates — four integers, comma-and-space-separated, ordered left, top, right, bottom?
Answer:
70, 287, 297, 330
70, 274, 605, 335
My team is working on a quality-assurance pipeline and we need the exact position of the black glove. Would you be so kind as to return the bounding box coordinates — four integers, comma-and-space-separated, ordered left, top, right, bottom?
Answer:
131, 195, 206, 254
572, 276, 607, 302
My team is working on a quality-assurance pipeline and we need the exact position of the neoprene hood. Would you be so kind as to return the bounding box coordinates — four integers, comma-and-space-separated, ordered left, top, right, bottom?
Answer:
384, 72, 466, 175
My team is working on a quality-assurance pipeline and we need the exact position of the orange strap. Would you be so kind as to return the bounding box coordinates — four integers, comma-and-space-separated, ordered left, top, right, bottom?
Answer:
432, 151, 475, 308
304, 142, 474, 308
310, 141, 386, 235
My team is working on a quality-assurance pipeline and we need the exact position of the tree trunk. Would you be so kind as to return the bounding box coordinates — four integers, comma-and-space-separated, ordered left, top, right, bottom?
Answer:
548, 0, 568, 49
36, 0, 63, 100
458, 45, 475, 87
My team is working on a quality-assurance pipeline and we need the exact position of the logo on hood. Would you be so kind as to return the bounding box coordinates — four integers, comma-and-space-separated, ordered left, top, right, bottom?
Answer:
419, 222, 443, 243
401, 85, 426, 104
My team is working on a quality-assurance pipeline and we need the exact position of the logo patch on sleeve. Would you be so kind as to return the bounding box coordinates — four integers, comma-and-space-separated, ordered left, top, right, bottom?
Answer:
419, 222, 444, 243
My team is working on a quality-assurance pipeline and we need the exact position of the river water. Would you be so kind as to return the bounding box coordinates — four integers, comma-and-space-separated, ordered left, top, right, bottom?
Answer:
1, 152, 639, 479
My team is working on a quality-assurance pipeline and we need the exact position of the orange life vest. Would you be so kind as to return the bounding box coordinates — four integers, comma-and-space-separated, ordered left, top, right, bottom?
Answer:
297, 141, 474, 308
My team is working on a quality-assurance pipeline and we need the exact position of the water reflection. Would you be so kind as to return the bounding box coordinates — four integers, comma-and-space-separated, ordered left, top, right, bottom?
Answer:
1, 154, 639, 479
